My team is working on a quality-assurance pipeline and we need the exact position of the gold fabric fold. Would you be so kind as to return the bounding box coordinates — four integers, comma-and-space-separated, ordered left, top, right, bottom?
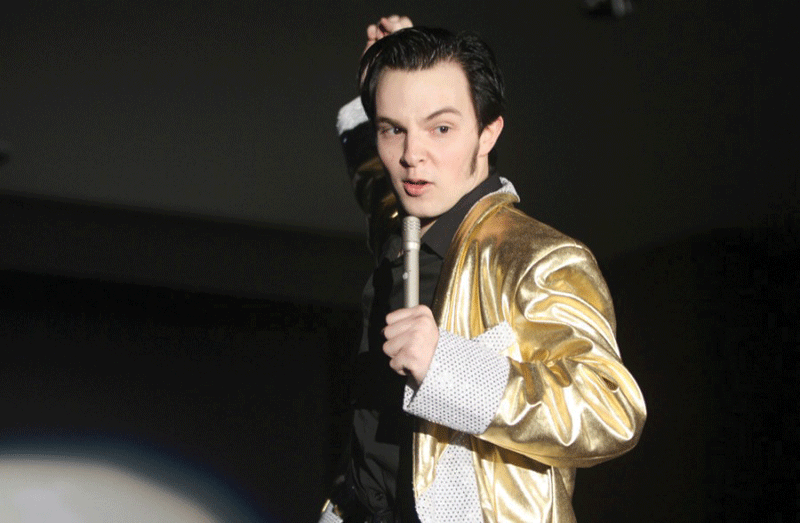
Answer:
417, 193, 647, 522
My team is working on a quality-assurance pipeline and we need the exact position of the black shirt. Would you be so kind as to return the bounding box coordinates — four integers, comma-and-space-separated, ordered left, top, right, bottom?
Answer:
348, 174, 503, 519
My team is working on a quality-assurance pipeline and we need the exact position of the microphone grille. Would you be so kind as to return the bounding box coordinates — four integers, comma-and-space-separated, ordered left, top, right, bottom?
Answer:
402, 216, 420, 241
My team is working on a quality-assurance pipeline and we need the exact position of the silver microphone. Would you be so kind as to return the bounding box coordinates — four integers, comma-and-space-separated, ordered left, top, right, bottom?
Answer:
402, 216, 421, 307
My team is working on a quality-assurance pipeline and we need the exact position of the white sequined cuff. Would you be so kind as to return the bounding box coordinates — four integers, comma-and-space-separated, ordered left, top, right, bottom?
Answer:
336, 97, 368, 136
404, 323, 513, 434
318, 500, 343, 523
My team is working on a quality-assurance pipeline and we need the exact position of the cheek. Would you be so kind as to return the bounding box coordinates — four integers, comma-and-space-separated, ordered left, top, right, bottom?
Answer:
377, 145, 403, 187
442, 142, 476, 172
377, 141, 399, 168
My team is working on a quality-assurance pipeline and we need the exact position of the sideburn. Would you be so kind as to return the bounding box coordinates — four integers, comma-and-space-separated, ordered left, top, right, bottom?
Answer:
469, 142, 480, 178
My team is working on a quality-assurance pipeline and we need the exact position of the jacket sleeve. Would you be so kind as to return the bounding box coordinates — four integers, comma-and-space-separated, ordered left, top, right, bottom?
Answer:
405, 243, 647, 468
337, 97, 398, 255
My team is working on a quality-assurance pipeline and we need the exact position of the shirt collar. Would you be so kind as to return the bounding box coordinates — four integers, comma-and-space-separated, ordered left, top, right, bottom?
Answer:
419, 174, 503, 259
380, 174, 503, 262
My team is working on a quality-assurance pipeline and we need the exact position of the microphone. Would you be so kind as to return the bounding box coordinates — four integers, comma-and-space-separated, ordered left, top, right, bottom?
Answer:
402, 216, 420, 307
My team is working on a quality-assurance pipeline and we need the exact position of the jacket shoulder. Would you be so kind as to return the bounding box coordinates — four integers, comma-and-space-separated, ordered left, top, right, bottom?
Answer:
468, 195, 594, 264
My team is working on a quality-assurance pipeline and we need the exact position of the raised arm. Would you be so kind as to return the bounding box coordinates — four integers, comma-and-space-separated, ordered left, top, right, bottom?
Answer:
336, 15, 412, 254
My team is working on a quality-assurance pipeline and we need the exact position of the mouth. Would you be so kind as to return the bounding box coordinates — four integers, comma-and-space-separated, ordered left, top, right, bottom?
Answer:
403, 179, 430, 196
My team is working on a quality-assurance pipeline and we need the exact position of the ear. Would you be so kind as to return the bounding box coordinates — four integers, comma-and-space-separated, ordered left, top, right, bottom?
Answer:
478, 116, 504, 157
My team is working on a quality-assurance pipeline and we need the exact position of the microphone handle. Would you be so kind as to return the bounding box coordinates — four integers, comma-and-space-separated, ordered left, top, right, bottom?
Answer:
402, 216, 420, 307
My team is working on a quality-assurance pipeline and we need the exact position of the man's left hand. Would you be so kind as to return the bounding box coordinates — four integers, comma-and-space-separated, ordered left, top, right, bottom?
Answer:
383, 305, 439, 385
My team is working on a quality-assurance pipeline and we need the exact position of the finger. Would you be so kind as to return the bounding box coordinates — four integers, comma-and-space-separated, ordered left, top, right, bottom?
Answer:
366, 24, 379, 40
383, 322, 421, 352
379, 15, 413, 34
382, 340, 403, 359
377, 18, 391, 36
383, 317, 435, 357
384, 307, 434, 342
396, 16, 413, 30
382, 335, 401, 358
380, 15, 398, 28
383, 320, 437, 384
382, 326, 421, 360
384, 308, 414, 328
383, 314, 419, 341
386, 304, 430, 325
385, 340, 426, 383
387, 354, 408, 376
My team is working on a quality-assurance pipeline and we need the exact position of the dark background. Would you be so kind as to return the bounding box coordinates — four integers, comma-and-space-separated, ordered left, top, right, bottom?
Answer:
1, 0, 797, 521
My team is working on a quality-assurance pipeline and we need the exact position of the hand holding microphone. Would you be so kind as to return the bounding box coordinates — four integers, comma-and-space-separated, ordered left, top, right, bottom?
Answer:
382, 216, 439, 384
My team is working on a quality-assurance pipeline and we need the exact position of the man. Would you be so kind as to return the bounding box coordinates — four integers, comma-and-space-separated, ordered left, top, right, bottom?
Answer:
321, 16, 646, 523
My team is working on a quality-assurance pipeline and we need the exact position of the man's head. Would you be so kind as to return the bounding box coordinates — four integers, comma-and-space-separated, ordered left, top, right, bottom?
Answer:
359, 27, 505, 135
358, 27, 506, 229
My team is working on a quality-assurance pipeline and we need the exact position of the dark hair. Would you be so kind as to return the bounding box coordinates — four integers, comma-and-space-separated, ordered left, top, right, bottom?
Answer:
359, 27, 505, 132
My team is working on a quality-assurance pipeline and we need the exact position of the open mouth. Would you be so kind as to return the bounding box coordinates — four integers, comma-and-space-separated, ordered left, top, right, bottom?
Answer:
403, 180, 430, 196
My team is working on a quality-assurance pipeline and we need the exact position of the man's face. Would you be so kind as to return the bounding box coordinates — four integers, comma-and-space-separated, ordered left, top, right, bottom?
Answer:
374, 61, 502, 231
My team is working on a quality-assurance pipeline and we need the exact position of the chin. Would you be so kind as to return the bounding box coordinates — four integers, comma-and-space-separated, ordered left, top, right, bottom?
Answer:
401, 204, 435, 220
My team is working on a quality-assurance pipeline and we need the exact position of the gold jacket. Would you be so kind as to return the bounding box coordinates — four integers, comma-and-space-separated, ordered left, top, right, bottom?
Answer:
338, 101, 646, 521
413, 185, 646, 522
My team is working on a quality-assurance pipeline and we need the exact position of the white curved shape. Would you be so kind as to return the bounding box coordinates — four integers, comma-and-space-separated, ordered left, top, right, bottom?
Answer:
0, 458, 221, 523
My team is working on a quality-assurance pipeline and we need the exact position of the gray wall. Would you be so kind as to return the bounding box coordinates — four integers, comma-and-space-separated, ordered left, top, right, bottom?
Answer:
2, 0, 793, 264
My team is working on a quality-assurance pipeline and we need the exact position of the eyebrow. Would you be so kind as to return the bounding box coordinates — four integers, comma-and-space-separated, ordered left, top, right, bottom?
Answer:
376, 106, 463, 126
424, 107, 462, 121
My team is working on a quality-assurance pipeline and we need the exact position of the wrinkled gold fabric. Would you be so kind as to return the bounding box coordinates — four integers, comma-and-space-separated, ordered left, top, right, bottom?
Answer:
423, 193, 646, 522
350, 156, 400, 256
352, 160, 647, 523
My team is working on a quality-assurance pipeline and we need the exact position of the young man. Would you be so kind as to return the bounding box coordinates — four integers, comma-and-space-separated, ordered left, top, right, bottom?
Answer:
321, 16, 646, 523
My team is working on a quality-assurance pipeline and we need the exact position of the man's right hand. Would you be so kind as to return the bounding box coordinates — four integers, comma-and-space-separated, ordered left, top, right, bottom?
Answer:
363, 15, 413, 55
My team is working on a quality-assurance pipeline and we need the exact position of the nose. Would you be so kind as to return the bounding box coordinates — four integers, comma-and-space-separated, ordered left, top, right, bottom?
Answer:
400, 132, 423, 168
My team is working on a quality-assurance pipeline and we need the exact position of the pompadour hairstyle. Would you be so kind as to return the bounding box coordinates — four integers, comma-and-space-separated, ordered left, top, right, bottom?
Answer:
358, 27, 506, 133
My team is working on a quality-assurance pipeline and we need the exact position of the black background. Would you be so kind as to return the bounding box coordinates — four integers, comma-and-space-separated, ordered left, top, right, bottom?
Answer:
1, 0, 797, 521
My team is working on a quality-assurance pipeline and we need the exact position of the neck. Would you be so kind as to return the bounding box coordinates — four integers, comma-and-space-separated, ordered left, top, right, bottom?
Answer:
419, 217, 436, 237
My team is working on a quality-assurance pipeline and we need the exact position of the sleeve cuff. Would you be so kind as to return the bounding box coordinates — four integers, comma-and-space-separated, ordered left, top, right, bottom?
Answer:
318, 500, 343, 523
403, 323, 513, 434
336, 97, 368, 136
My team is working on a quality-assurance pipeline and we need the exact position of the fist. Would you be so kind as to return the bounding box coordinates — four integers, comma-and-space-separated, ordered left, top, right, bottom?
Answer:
383, 304, 438, 385
364, 15, 413, 55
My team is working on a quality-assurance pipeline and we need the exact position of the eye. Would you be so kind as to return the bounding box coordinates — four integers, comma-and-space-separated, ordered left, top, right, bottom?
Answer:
380, 126, 403, 136
435, 125, 450, 134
